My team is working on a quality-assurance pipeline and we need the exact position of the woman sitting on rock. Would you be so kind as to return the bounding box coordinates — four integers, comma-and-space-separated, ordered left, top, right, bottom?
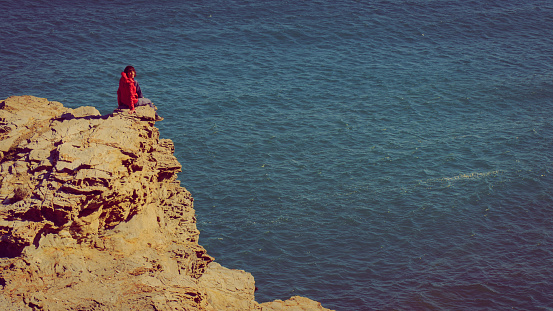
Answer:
117, 65, 163, 121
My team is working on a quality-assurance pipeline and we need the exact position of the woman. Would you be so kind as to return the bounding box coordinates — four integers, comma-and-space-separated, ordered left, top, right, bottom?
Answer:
117, 66, 163, 121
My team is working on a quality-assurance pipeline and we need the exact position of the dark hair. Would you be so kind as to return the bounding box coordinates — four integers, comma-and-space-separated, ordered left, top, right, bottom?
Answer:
124, 66, 136, 75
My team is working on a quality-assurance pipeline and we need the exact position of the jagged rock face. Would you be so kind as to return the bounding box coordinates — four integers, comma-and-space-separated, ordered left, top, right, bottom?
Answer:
0, 96, 333, 311
0, 96, 218, 310
0, 96, 203, 260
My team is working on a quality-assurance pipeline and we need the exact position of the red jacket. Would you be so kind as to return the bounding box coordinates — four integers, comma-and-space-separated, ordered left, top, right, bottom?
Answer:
117, 72, 138, 110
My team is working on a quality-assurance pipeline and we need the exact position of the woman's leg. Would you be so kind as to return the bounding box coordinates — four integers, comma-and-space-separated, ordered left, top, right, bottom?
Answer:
136, 97, 155, 109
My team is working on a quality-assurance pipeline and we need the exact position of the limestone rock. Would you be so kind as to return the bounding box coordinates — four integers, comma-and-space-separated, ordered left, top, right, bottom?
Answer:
198, 262, 260, 310
259, 296, 334, 311
0, 96, 334, 311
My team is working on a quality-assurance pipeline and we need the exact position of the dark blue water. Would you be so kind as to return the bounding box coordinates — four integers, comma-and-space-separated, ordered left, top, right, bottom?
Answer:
2, 1, 553, 309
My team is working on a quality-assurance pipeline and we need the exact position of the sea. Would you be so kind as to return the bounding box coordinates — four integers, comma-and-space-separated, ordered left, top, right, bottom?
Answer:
2, 0, 553, 310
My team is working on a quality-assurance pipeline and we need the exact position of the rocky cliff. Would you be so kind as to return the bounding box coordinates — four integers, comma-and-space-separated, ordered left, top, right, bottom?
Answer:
0, 96, 333, 311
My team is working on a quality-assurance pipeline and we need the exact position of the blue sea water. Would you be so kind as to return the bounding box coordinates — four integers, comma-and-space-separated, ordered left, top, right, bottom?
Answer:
2, 0, 553, 309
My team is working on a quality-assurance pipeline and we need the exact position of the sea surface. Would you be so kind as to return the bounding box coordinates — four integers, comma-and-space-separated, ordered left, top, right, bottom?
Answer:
2, 0, 553, 309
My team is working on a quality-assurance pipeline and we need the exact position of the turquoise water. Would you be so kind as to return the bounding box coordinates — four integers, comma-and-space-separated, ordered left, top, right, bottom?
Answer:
2, 1, 553, 309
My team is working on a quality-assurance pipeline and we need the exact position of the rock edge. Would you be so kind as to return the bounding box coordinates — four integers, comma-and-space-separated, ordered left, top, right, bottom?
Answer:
0, 96, 333, 311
